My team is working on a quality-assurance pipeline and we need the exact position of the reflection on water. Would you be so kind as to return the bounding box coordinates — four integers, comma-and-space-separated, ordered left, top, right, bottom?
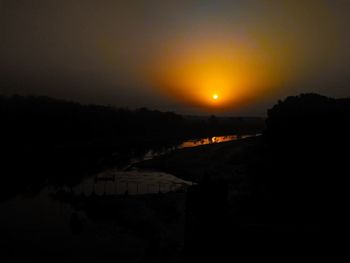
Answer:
126, 134, 258, 167
80, 134, 255, 196
179, 134, 255, 148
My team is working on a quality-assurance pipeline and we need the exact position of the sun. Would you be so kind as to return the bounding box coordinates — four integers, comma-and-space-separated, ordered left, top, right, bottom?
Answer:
212, 94, 219, 100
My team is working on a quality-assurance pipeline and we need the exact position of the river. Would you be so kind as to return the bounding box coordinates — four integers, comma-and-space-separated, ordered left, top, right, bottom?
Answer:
0, 133, 256, 261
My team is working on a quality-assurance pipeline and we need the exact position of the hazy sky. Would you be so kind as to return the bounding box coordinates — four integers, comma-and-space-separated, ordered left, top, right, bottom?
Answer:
1, 0, 350, 115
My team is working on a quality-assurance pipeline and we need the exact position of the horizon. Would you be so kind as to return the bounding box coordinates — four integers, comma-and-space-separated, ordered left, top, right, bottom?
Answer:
2, 92, 349, 118
1, 93, 270, 118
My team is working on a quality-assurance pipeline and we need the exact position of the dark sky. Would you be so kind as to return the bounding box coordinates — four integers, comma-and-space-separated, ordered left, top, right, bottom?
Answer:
1, 0, 350, 115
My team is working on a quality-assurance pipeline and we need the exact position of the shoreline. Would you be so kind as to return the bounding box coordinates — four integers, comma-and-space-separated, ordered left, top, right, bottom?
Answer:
136, 135, 264, 183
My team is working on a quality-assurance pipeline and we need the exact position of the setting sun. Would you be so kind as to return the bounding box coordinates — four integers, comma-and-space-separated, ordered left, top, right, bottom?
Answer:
152, 36, 288, 111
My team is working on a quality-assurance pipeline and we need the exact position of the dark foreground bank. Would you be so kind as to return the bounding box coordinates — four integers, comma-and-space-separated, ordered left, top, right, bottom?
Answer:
1, 93, 349, 261
138, 94, 350, 260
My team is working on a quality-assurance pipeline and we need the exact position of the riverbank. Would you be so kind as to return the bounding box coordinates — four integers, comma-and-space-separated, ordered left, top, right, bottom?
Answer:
136, 135, 266, 184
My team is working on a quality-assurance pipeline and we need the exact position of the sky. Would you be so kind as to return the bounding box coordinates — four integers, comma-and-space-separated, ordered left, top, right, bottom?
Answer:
1, 0, 350, 116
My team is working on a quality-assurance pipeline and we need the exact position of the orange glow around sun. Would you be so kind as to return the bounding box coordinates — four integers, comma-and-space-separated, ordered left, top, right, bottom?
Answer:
150, 30, 303, 112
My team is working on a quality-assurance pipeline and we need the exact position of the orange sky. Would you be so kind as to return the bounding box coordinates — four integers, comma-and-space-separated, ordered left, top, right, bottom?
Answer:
148, 1, 344, 113
1, 1, 350, 115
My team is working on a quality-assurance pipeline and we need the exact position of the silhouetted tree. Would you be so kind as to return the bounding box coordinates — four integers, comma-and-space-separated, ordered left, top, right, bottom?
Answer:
263, 93, 350, 229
